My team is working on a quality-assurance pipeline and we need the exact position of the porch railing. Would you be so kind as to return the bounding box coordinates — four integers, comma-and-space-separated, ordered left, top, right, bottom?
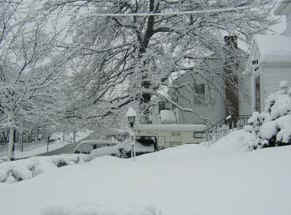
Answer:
205, 114, 251, 143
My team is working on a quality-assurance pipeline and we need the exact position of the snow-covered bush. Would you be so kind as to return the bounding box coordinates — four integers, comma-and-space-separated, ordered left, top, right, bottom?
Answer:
0, 155, 90, 183
245, 81, 291, 150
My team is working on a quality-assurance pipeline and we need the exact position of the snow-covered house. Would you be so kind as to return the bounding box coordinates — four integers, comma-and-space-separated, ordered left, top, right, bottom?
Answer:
168, 35, 248, 126
245, 0, 291, 113
160, 1, 291, 127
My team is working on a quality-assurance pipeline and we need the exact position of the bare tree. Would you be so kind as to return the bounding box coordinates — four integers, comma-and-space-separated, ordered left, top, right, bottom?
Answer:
0, 1, 68, 160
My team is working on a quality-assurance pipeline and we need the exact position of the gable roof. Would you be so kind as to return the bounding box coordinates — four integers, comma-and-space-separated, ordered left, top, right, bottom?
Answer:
254, 35, 291, 64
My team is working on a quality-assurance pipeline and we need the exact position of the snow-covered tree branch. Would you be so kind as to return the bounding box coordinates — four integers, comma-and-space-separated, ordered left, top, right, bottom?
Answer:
0, 1, 68, 160
41, 0, 277, 125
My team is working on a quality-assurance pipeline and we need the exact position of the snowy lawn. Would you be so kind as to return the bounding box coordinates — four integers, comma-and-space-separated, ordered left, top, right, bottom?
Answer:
0, 140, 69, 160
0, 138, 290, 215
0, 130, 92, 160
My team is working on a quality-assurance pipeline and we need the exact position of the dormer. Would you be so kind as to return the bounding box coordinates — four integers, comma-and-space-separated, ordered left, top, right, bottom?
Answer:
274, 0, 291, 36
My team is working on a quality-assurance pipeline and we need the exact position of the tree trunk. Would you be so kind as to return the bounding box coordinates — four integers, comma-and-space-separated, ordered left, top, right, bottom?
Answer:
137, 0, 156, 124
72, 131, 76, 144
20, 132, 23, 152
8, 127, 15, 161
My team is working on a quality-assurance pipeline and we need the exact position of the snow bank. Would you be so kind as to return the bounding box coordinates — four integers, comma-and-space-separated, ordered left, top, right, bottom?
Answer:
42, 204, 161, 215
0, 154, 90, 183
1, 144, 291, 215
210, 130, 255, 153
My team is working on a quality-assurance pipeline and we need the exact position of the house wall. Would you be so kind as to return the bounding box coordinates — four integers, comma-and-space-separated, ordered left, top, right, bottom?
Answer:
173, 69, 225, 125
240, 41, 261, 114
238, 74, 253, 115
284, 13, 291, 36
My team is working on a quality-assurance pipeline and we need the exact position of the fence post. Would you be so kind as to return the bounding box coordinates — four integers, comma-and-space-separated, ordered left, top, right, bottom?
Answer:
47, 136, 50, 152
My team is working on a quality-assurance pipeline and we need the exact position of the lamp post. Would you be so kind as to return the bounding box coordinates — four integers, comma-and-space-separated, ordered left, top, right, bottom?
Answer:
126, 107, 137, 159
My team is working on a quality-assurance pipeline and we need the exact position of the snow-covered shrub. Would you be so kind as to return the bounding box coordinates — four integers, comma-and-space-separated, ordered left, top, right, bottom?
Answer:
0, 158, 6, 164
245, 81, 291, 150
0, 154, 90, 183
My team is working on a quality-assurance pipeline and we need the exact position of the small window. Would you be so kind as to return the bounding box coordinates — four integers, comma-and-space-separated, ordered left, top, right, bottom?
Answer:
195, 84, 205, 95
252, 60, 258, 65
158, 101, 166, 112
194, 84, 205, 104
193, 131, 205, 139
171, 131, 181, 136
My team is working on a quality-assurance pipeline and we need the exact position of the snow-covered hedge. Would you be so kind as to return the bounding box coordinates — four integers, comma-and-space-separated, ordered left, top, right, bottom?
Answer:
0, 154, 90, 183
245, 81, 291, 149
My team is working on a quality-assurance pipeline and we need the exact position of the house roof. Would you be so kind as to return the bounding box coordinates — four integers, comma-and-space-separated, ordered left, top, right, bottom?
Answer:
254, 35, 291, 64
274, 0, 291, 15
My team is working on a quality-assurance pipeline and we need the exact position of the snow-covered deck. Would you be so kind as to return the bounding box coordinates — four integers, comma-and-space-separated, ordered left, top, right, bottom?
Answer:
135, 124, 207, 132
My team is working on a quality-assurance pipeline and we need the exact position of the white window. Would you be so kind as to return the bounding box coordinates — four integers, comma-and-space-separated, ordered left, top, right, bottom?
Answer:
194, 83, 206, 104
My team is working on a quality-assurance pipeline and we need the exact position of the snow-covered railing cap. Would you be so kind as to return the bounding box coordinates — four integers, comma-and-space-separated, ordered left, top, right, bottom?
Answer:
274, 0, 291, 15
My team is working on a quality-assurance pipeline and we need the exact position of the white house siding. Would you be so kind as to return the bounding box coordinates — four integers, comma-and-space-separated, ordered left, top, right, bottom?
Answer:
239, 74, 253, 115
173, 69, 225, 125
245, 33, 291, 114
261, 63, 291, 110
240, 41, 262, 114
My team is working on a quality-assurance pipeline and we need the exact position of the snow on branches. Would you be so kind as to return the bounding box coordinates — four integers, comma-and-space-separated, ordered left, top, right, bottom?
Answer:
0, 1, 67, 160
41, 0, 277, 124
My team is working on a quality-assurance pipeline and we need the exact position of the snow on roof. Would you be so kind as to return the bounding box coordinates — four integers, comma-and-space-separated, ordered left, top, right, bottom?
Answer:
274, 0, 291, 15
254, 35, 291, 63
136, 124, 206, 132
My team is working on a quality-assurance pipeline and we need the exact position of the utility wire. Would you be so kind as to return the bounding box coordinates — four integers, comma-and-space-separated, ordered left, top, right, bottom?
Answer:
93, 6, 251, 17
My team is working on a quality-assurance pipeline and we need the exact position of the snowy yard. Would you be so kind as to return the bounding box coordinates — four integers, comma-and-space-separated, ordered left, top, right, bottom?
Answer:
0, 140, 68, 160
0, 133, 290, 215
0, 131, 92, 160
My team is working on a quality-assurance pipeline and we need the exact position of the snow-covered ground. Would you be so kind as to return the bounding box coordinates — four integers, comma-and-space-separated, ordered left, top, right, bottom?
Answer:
0, 140, 68, 159
0, 154, 90, 183
0, 132, 290, 215
0, 130, 92, 159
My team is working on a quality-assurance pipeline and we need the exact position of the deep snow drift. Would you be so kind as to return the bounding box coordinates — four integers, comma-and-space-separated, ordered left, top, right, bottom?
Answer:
0, 139, 290, 215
